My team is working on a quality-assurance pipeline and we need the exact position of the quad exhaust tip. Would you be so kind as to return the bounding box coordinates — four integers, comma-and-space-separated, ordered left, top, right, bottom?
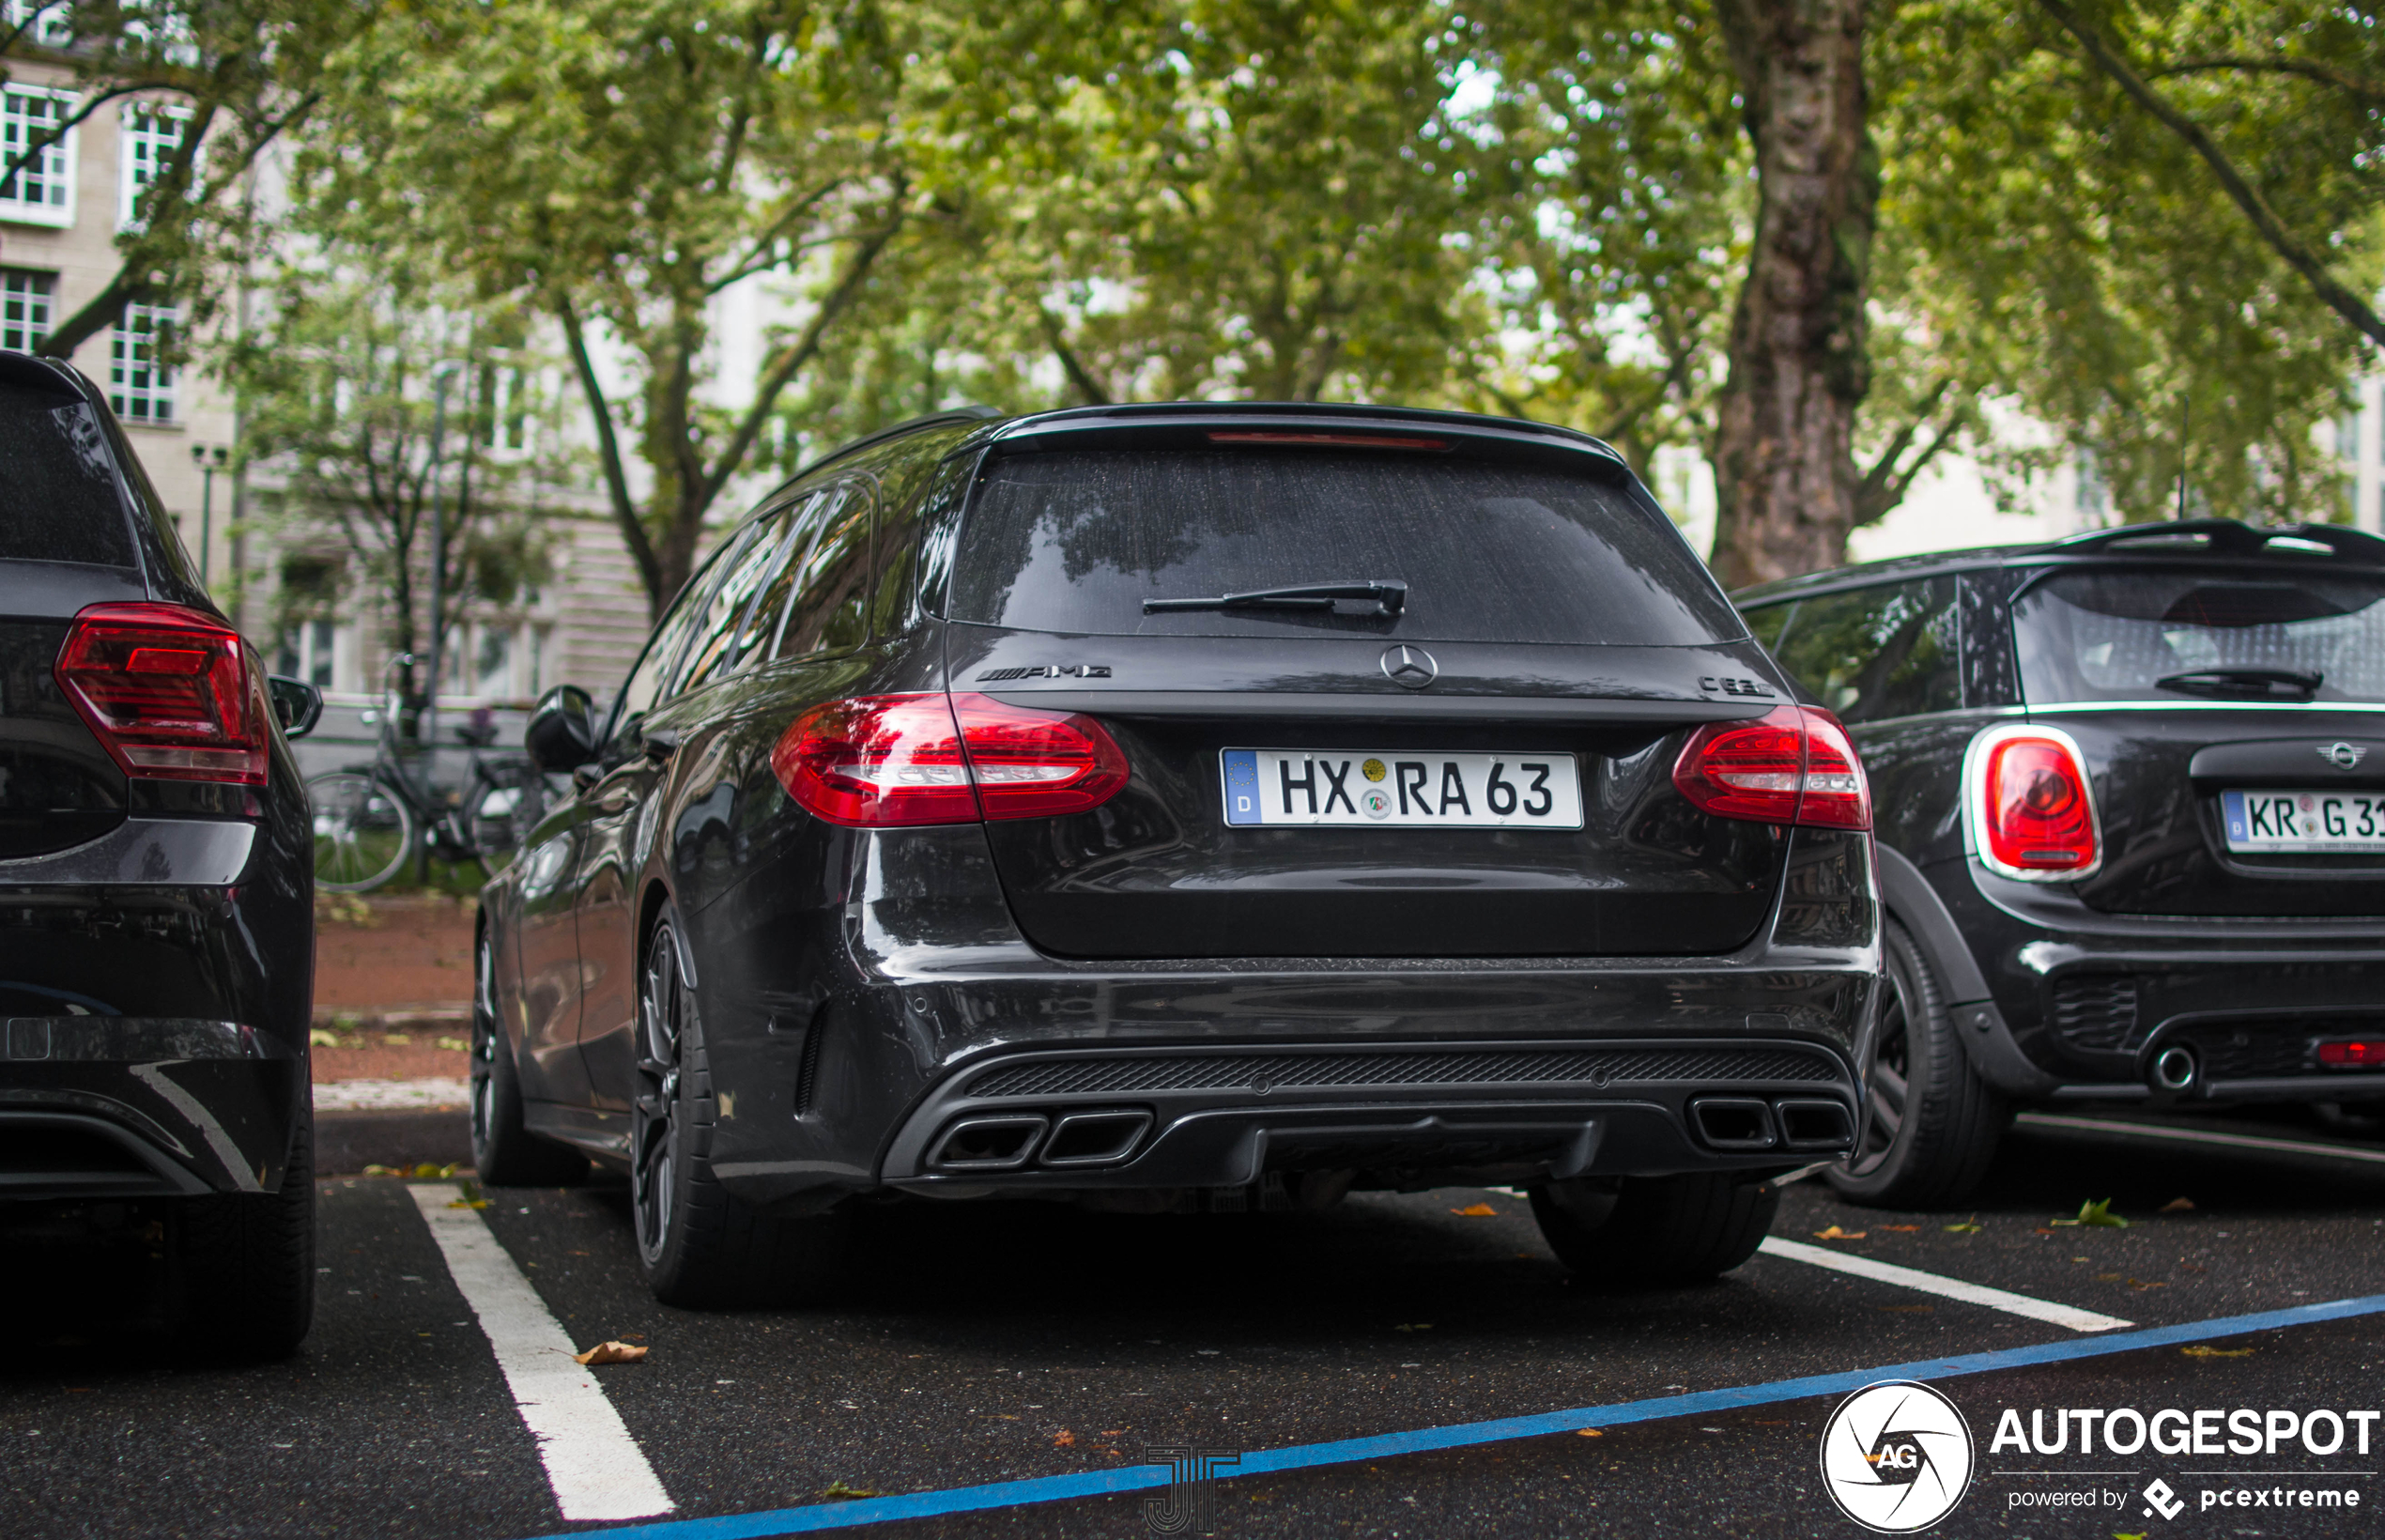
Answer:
1688, 1096, 1854, 1153
929, 1109, 1153, 1172
2151, 1044, 2198, 1092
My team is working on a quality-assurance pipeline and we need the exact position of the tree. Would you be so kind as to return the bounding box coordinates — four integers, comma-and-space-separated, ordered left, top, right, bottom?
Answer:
305, 0, 912, 617
0, 0, 351, 358
229, 257, 562, 711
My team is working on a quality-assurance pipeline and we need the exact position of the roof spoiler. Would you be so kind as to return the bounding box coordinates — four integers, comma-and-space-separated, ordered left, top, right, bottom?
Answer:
2049, 518, 2385, 563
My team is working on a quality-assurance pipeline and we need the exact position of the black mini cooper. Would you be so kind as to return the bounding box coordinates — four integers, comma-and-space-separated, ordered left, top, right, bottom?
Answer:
472, 402, 1882, 1303
1738, 520, 2385, 1207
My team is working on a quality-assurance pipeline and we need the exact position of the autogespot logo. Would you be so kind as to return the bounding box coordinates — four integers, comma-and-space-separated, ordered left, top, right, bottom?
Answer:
1822, 1381, 1976, 1532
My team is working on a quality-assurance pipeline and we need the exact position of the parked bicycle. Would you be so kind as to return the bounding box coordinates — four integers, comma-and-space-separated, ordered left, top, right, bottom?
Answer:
308, 654, 554, 892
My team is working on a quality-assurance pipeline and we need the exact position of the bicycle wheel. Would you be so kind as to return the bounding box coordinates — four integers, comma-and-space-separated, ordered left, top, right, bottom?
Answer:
469, 762, 547, 873
309, 771, 414, 892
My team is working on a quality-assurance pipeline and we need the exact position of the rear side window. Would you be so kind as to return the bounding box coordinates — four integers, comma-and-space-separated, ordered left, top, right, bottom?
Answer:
0, 383, 134, 566
777, 481, 874, 658
2015, 567, 2385, 704
1769, 578, 1960, 724
947, 449, 1739, 644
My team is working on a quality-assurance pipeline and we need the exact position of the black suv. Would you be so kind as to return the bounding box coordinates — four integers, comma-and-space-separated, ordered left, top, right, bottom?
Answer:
1738, 520, 2385, 1207
0, 353, 322, 1356
474, 402, 1882, 1303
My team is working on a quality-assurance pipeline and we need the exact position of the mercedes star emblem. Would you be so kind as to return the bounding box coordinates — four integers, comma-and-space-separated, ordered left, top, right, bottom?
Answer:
1380, 644, 1439, 689
2319, 741, 2369, 772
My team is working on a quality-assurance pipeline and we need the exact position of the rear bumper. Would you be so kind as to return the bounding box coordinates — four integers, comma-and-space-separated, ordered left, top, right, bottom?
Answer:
0, 1019, 305, 1198
876, 1038, 1858, 1193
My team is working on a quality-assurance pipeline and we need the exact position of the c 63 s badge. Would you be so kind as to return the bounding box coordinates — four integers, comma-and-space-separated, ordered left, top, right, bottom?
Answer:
1821, 1380, 1974, 1532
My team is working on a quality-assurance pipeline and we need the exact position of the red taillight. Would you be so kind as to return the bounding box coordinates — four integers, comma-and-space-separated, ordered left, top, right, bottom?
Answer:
1671, 704, 1871, 830
769, 692, 1129, 827
1977, 732, 2099, 875
54, 601, 267, 785
2316, 1040, 2385, 1070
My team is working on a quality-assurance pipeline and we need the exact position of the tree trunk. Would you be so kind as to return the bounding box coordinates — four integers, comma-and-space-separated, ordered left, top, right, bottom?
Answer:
1708, 0, 1881, 590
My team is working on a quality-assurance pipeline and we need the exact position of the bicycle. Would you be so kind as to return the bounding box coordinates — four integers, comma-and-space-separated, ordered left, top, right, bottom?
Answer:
307, 654, 555, 893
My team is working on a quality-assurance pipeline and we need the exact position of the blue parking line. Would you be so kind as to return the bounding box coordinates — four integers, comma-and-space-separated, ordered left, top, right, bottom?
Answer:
541, 1293, 2385, 1540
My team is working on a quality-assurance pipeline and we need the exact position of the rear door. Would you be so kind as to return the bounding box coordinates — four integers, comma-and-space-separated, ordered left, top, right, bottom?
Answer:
942, 441, 1789, 960
2009, 560, 2385, 917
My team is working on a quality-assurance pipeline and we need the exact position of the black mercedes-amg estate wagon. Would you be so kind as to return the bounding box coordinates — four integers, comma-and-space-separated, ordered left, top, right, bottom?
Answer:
0, 352, 323, 1358
473, 402, 1883, 1304
1739, 520, 2385, 1208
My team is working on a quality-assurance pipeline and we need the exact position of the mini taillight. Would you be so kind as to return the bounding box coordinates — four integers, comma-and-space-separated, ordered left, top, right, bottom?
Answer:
1973, 728, 2100, 877
1671, 704, 1871, 830
2316, 1040, 2385, 1070
54, 601, 267, 785
770, 692, 1129, 827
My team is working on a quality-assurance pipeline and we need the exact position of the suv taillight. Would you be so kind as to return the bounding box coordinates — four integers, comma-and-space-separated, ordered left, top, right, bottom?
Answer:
770, 692, 1129, 827
54, 601, 268, 785
1972, 727, 2099, 877
1671, 704, 1871, 830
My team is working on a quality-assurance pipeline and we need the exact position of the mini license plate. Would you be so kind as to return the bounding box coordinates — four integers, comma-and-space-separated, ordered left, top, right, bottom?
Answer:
2221, 789, 2385, 853
1221, 749, 1584, 828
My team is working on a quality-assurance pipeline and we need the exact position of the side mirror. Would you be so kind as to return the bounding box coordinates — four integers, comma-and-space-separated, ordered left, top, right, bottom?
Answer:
524, 685, 598, 772
267, 675, 324, 739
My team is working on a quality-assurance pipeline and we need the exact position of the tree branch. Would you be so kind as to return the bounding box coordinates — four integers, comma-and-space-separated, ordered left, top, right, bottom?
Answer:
555, 290, 664, 605
1854, 377, 1962, 526
2037, 0, 2385, 350
696, 200, 906, 510
2147, 54, 2385, 103
1039, 308, 1112, 406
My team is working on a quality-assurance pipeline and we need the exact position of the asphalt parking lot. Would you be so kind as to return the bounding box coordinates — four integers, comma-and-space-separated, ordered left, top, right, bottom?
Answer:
7, 1111, 2384, 1540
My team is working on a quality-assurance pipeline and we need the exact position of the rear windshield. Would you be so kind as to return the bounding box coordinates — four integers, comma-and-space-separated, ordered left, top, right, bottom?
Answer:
2014, 567, 2385, 704
0, 382, 131, 567
946, 448, 1740, 644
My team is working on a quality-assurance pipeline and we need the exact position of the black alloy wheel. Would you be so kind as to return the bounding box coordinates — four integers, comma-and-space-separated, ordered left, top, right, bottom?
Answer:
470, 929, 588, 1187
1825, 919, 2006, 1209
633, 923, 687, 1268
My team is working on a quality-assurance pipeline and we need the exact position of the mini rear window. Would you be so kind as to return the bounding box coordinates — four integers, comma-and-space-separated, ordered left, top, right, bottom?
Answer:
946, 448, 1740, 645
0, 382, 131, 567
2015, 567, 2385, 704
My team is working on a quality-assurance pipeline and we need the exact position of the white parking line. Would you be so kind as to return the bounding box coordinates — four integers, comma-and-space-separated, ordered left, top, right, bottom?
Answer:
406, 1184, 674, 1522
2018, 1112, 2385, 1166
1758, 1237, 2135, 1332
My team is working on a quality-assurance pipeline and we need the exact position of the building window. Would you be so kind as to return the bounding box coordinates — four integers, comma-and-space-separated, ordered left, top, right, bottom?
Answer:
0, 86, 75, 227
2341, 413, 2363, 463
5, 1, 73, 48
0, 269, 53, 352
484, 364, 530, 453
118, 101, 188, 229
110, 302, 177, 424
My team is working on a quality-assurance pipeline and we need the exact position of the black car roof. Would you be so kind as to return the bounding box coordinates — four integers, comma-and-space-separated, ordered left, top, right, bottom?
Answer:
1731, 519, 2385, 607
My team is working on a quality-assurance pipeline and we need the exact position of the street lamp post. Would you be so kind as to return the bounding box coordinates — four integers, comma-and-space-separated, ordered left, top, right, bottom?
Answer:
191, 443, 228, 583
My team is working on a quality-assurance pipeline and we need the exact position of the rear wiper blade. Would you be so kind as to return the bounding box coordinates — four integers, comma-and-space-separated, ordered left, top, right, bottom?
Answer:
2154, 667, 2323, 700
1143, 578, 1407, 617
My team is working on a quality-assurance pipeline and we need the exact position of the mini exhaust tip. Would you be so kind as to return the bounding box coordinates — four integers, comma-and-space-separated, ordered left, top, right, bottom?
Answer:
1774, 1098, 1855, 1151
1039, 1110, 1152, 1168
930, 1115, 1048, 1171
2150, 1045, 2198, 1093
1689, 1097, 1777, 1151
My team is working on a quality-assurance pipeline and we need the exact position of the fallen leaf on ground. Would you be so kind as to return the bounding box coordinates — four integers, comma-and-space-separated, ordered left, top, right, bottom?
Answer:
2052, 1198, 2129, 1228
2128, 1279, 2167, 1290
1100, 1430, 1124, 1437
2160, 1197, 2195, 1213
1054, 1430, 1075, 1447
1450, 1203, 1500, 1217
308, 1028, 339, 1047
1877, 1224, 1920, 1232
573, 1341, 647, 1365
821, 1481, 880, 1501
408, 1162, 458, 1179
447, 1197, 489, 1209
1811, 1225, 1867, 1240
436, 1036, 469, 1052
2181, 1345, 2254, 1359
2095, 1272, 2125, 1282
1944, 1220, 1983, 1233
1575, 1428, 1603, 1438
2034, 1227, 2057, 1236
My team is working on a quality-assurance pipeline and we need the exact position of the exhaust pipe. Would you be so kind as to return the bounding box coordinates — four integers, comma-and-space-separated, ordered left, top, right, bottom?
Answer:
2150, 1044, 2198, 1093
1774, 1099, 1855, 1151
1688, 1097, 1777, 1150
930, 1115, 1048, 1171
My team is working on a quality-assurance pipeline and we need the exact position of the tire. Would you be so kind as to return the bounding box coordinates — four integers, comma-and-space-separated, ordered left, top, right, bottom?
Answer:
309, 770, 413, 892
1826, 917, 2007, 1209
470, 929, 589, 1188
632, 906, 850, 1307
175, 1100, 317, 1360
1528, 1171, 1780, 1287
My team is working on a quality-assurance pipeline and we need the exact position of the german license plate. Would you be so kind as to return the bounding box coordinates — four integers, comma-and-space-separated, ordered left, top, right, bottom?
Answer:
2221, 789, 2385, 852
1222, 749, 1583, 828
